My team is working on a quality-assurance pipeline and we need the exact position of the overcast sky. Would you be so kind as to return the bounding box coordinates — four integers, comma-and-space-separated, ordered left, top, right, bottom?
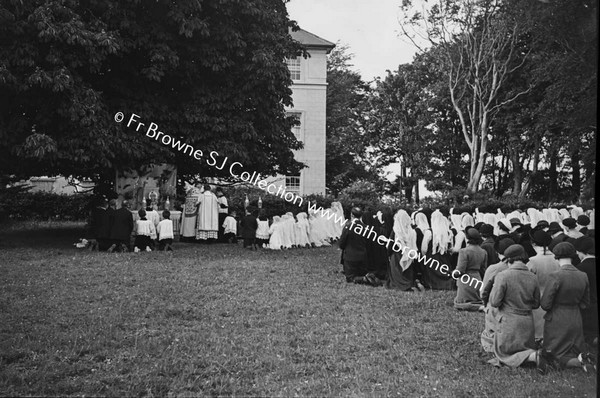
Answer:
286, 0, 419, 82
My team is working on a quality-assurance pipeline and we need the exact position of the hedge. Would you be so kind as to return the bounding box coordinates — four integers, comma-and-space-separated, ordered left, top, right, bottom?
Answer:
0, 186, 92, 222
0, 184, 592, 223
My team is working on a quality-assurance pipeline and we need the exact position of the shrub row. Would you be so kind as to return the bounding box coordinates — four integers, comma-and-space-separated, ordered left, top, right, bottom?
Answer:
0, 185, 592, 223
0, 186, 92, 221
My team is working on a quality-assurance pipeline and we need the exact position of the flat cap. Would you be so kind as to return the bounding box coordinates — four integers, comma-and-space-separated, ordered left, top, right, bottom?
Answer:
496, 238, 516, 255
552, 242, 576, 259
574, 236, 595, 255
504, 244, 526, 261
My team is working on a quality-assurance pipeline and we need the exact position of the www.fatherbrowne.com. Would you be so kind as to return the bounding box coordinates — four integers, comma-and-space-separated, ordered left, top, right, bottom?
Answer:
119, 112, 482, 290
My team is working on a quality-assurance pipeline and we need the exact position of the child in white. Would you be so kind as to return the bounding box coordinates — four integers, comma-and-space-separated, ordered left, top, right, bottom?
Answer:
157, 210, 174, 251
256, 213, 270, 248
135, 209, 156, 252
222, 212, 237, 243
268, 216, 284, 250
295, 212, 311, 248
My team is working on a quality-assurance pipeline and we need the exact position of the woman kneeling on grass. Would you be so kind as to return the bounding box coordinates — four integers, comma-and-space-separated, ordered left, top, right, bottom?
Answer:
488, 244, 547, 372
541, 242, 595, 371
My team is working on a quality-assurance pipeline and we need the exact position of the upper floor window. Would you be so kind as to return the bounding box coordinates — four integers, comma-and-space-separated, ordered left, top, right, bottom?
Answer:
286, 57, 301, 80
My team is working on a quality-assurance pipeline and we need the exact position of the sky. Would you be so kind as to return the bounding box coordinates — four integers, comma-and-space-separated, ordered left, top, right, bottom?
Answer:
287, 0, 433, 195
286, 0, 420, 82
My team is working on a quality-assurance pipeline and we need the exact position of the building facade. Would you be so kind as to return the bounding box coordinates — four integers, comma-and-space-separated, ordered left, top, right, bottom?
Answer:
278, 29, 335, 196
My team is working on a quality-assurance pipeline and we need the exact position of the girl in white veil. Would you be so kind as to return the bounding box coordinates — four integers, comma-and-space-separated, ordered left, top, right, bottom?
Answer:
280, 214, 293, 249
268, 216, 283, 250
386, 209, 419, 291
308, 210, 331, 247
330, 202, 345, 239
295, 212, 311, 248
426, 210, 456, 290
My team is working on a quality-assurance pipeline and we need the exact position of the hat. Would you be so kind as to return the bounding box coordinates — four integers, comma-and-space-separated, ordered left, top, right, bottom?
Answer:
574, 237, 595, 255
474, 221, 484, 231
509, 217, 522, 226
498, 219, 512, 233
496, 238, 516, 255
480, 224, 494, 237
547, 222, 563, 234
552, 242, 576, 259
466, 227, 481, 242
531, 230, 552, 247
504, 244, 527, 261
562, 217, 577, 229
577, 215, 590, 227
536, 220, 549, 229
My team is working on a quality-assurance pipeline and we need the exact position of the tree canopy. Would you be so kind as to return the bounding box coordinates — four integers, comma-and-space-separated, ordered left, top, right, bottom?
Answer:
0, 0, 304, 184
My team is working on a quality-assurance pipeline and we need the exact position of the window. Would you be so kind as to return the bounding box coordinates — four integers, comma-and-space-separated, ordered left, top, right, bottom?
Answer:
286, 57, 301, 80
285, 175, 301, 192
287, 112, 302, 141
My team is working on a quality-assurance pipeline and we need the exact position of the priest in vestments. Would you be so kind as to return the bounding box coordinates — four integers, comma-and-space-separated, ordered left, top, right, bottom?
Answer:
180, 184, 202, 241
196, 184, 219, 241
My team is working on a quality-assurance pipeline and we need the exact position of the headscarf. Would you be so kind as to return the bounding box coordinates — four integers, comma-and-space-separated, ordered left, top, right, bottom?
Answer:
570, 206, 584, 220
527, 208, 543, 227
431, 210, 452, 255
496, 208, 505, 220
558, 208, 570, 220
393, 209, 417, 271
414, 212, 430, 231
461, 213, 474, 231
450, 214, 462, 231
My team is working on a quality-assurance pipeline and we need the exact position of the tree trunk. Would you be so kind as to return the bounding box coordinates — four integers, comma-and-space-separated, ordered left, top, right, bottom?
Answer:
572, 149, 581, 201
548, 150, 558, 202
415, 178, 420, 205
520, 137, 540, 199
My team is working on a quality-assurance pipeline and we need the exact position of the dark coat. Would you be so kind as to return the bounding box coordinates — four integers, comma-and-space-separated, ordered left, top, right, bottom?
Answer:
548, 232, 567, 251
91, 207, 112, 239
575, 257, 598, 339
109, 207, 134, 241
338, 219, 367, 262
541, 264, 589, 362
489, 262, 540, 367
240, 215, 258, 239
480, 237, 499, 276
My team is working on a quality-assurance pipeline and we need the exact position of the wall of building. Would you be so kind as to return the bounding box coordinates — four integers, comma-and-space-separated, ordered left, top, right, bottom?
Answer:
285, 49, 328, 195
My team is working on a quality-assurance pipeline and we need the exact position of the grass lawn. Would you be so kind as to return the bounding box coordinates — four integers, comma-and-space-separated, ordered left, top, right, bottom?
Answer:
0, 221, 597, 397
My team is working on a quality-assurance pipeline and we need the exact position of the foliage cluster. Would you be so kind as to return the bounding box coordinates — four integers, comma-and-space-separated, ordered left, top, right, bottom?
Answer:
0, 186, 91, 221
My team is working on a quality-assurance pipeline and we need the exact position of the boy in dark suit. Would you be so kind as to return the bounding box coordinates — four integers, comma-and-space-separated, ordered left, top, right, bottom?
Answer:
108, 200, 134, 252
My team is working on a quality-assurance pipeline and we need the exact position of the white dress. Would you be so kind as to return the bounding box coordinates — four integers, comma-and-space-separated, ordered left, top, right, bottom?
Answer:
268, 218, 284, 250
295, 213, 311, 247
256, 219, 270, 240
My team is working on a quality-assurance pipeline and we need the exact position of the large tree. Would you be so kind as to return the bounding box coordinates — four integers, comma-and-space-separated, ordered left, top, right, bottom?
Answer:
400, 0, 534, 193
325, 44, 379, 196
0, 0, 304, 184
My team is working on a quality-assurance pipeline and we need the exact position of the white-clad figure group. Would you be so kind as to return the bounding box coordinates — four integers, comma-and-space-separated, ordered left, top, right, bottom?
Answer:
266, 202, 345, 250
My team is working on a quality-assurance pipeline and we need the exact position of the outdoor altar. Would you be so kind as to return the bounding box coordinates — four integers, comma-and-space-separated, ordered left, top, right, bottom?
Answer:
115, 164, 177, 210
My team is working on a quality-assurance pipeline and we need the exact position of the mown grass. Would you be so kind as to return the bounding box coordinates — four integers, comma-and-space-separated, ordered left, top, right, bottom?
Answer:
0, 221, 597, 397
